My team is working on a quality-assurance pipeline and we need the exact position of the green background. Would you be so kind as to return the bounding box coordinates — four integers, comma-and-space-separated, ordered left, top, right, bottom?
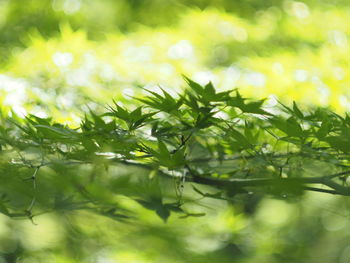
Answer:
1, 0, 350, 262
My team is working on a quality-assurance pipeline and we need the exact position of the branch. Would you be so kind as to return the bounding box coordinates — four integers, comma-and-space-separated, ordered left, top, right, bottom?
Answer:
42, 158, 350, 197
303, 186, 341, 195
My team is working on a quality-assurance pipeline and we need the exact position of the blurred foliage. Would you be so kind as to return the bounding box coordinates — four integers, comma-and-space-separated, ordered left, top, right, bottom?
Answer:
3, 0, 350, 120
1, 0, 350, 262
2, 79, 350, 263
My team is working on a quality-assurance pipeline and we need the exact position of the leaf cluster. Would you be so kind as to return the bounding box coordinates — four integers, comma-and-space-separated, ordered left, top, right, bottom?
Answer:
0, 78, 350, 222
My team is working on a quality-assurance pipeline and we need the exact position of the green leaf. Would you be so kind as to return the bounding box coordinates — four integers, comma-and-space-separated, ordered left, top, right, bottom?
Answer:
137, 88, 182, 113
227, 126, 251, 149
293, 101, 304, 119
183, 76, 204, 95
158, 140, 170, 157
316, 120, 331, 139
156, 206, 171, 222
270, 117, 304, 138
228, 92, 270, 115
35, 124, 78, 140
136, 199, 171, 222
0, 202, 9, 216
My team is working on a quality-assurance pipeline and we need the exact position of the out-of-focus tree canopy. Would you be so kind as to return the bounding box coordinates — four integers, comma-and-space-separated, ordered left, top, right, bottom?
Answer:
1, 1, 350, 263
3, 0, 350, 117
